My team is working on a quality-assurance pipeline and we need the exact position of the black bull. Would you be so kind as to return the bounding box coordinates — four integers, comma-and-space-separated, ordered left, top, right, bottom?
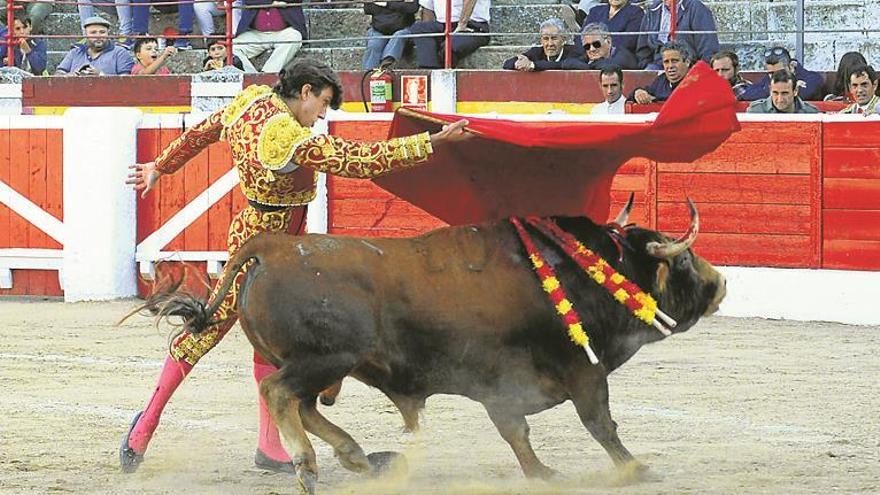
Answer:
146, 201, 726, 492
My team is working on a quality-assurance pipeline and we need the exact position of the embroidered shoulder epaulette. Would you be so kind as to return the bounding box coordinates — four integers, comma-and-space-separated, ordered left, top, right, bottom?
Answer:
221, 84, 274, 127
257, 114, 313, 171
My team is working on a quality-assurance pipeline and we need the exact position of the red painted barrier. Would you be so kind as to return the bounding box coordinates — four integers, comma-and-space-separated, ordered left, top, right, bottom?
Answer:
3, 117, 879, 298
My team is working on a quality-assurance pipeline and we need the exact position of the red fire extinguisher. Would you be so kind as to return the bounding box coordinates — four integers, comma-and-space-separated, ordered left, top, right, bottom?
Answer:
368, 68, 393, 112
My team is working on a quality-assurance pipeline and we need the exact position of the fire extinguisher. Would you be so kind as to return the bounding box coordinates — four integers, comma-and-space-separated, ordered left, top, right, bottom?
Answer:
361, 67, 393, 112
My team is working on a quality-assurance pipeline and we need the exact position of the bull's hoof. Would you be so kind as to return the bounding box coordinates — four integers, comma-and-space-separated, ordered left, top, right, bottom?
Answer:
295, 465, 318, 495
119, 411, 145, 474
255, 449, 296, 474
318, 394, 335, 406
613, 460, 655, 485
525, 464, 560, 481
367, 451, 408, 477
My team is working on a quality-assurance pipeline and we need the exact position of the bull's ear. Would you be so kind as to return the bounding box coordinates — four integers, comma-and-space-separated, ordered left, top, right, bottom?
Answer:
655, 261, 670, 293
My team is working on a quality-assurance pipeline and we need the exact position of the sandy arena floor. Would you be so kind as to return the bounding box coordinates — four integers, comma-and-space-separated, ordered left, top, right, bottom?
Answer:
0, 298, 878, 494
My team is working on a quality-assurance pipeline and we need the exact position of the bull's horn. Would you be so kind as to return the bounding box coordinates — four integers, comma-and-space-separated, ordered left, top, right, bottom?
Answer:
646, 198, 699, 258
612, 192, 635, 226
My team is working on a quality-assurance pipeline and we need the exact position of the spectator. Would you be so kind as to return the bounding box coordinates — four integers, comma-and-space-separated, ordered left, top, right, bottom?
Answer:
636, 0, 718, 70
562, 22, 638, 70
710, 50, 750, 98
0, 15, 48, 75
746, 69, 819, 114
825, 51, 867, 101
362, 0, 420, 70
232, 0, 307, 73
503, 18, 581, 71
582, 0, 643, 57
54, 16, 134, 76
25, 0, 54, 35
202, 39, 245, 71
838, 64, 880, 115
410, 0, 491, 68
77, 1, 132, 47
739, 46, 824, 102
131, 37, 176, 75
630, 40, 692, 104
131, 0, 194, 50
195, 0, 243, 50
591, 65, 626, 114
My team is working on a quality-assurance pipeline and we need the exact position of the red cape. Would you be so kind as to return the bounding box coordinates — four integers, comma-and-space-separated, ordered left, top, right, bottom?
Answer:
377, 61, 740, 225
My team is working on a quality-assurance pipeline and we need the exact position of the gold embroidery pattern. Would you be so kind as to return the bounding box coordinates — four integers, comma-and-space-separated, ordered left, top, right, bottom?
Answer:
292, 131, 433, 179
221, 84, 273, 127
155, 109, 225, 174
257, 114, 313, 171
170, 206, 296, 364
225, 97, 318, 206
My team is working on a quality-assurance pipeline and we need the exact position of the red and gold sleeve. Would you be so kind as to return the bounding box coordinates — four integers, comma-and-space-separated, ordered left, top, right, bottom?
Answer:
155, 108, 224, 174
291, 132, 434, 179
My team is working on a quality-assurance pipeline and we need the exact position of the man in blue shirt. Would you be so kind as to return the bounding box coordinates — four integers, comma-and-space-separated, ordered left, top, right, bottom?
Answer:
636, 0, 718, 70
0, 15, 47, 75
630, 40, 693, 104
54, 16, 134, 76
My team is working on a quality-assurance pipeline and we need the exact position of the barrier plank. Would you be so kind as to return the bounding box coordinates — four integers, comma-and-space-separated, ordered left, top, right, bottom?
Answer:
658, 202, 810, 235
27, 129, 48, 295
330, 199, 444, 231
684, 232, 812, 267
824, 178, 880, 209
206, 143, 233, 252
659, 142, 814, 174
823, 239, 880, 270
184, 144, 210, 251
45, 130, 63, 249
824, 210, 880, 241
658, 173, 811, 204
0, 130, 10, 250
823, 148, 880, 179
136, 129, 161, 243
159, 128, 186, 251
330, 178, 398, 201
823, 121, 880, 147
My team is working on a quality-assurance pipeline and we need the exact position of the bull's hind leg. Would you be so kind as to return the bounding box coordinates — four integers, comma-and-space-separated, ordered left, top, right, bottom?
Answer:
567, 372, 647, 475
299, 398, 372, 473
484, 406, 558, 480
260, 371, 319, 495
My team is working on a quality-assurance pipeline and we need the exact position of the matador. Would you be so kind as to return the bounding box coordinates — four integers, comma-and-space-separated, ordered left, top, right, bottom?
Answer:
121, 59, 469, 473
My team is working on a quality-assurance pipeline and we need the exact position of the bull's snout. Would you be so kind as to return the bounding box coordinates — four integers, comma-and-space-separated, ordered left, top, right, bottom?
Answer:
705, 272, 726, 316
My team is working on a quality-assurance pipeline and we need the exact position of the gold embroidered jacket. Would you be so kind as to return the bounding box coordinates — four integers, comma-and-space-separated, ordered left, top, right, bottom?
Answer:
154, 84, 434, 206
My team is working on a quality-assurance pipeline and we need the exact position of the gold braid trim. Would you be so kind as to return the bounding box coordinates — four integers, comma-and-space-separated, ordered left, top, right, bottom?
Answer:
257, 114, 314, 171
221, 84, 274, 127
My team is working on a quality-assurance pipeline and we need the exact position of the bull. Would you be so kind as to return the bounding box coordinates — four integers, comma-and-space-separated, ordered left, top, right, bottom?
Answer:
143, 197, 725, 493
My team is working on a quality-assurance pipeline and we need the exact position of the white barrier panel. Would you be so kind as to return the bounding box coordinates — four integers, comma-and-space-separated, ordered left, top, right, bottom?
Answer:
62, 108, 143, 301
717, 266, 880, 326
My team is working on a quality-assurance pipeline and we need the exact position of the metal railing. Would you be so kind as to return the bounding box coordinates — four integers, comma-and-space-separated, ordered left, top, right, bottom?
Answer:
1, 0, 867, 73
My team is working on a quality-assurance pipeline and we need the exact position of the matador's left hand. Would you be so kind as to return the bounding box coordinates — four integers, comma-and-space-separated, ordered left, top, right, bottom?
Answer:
429, 119, 473, 146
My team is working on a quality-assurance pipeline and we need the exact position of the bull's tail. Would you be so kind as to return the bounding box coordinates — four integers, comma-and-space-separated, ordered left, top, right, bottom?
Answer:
118, 233, 275, 339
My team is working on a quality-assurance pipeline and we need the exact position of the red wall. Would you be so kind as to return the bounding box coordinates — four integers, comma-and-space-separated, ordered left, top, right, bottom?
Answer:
0, 129, 63, 296
328, 119, 877, 272
822, 121, 880, 270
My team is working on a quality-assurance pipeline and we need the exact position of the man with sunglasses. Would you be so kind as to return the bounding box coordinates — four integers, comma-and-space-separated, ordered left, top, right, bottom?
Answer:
739, 46, 824, 102
561, 22, 638, 70
502, 18, 582, 71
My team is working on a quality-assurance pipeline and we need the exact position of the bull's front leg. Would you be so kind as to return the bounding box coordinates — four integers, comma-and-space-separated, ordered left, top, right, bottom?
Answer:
567, 370, 648, 477
484, 406, 558, 480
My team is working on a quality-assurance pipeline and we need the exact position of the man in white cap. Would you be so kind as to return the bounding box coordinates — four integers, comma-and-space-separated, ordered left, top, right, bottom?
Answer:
54, 16, 134, 75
